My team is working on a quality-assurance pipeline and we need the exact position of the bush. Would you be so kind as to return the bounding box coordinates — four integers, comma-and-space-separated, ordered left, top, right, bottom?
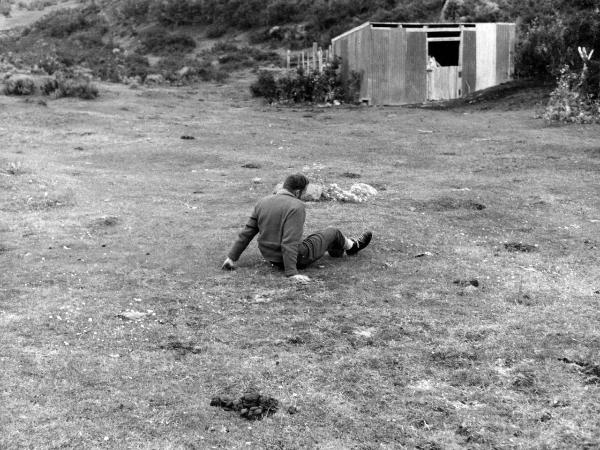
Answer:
3, 76, 36, 95
250, 58, 361, 104
149, 0, 204, 26
118, 0, 152, 23
544, 52, 600, 124
516, 16, 571, 80
0, 3, 11, 17
34, 5, 107, 38
138, 27, 196, 54
123, 53, 150, 81
206, 22, 228, 38
54, 78, 99, 99
250, 70, 278, 102
39, 76, 59, 95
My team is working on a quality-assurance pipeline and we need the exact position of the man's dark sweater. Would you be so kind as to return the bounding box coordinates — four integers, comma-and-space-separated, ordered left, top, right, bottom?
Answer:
228, 189, 305, 276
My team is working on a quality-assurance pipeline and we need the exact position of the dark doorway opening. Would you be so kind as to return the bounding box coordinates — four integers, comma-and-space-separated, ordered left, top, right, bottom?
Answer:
428, 41, 460, 66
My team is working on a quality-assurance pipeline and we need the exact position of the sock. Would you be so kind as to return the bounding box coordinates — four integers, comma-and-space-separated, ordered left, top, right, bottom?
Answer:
343, 237, 355, 250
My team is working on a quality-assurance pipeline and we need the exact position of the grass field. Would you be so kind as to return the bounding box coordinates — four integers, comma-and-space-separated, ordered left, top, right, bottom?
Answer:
1, 76, 599, 449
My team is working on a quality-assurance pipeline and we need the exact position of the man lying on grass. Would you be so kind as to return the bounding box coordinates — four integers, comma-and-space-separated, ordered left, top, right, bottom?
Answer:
221, 173, 372, 283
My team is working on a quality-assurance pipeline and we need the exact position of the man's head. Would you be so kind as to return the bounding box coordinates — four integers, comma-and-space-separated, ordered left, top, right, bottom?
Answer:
283, 173, 309, 198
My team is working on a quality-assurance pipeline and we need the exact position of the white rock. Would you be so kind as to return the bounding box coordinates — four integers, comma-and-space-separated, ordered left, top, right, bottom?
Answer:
145, 74, 164, 84
350, 183, 378, 197
301, 183, 323, 201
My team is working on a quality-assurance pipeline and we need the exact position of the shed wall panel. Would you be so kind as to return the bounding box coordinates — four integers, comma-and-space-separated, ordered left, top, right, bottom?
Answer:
371, 29, 391, 105
404, 31, 427, 104
462, 29, 477, 96
360, 27, 373, 99
389, 28, 407, 105
339, 38, 349, 81
496, 23, 513, 83
475, 23, 497, 90
357, 27, 372, 100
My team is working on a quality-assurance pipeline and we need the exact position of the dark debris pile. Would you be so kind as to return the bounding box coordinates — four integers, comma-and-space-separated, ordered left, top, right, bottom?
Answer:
210, 393, 280, 420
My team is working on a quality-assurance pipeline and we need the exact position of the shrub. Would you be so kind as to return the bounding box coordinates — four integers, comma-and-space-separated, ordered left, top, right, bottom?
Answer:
3, 76, 36, 95
123, 53, 150, 81
206, 22, 228, 38
250, 58, 361, 104
39, 76, 59, 95
118, 0, 152, 23
34, 5, 107, 38
138, 27, 196, 54
1, 3, 11, 17
149, 0, 204, 26
54, 78, 99, 99
516, 16, 571, 80
266, 0, 301, 26
250, 71, 278, 102
544, 49, 600, 124
38, 55, 63, 75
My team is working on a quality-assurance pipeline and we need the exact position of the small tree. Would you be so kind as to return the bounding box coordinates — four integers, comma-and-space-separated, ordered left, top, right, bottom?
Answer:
544, 47, 600, 123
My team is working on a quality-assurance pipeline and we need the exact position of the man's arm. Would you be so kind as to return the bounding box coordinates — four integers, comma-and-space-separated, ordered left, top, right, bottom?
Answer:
226, 207, 259, 264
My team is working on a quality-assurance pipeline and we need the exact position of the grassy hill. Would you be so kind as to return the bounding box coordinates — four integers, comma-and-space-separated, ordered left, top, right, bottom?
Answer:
0, 0, 599, 87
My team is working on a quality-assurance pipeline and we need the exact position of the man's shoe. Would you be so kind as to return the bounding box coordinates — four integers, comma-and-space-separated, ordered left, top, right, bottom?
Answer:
346, 231, 372, 255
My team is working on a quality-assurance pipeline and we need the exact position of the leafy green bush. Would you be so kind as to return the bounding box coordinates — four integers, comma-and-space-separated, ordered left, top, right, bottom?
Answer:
118, 0, 152, 23
138, 27, 196, 54
3, 76, 36, 95
34, 5, 107, 38
516, 16, 571, 80
544, 49, 600, 123
250, 70, 278, 102
205, 22, 228, 38
53, 78, 99, 99
123, 52, 150, 81
250, 58, 361, 104
149, 0, 204, 25
1, 2, 11, 17
39, 76, 59, 95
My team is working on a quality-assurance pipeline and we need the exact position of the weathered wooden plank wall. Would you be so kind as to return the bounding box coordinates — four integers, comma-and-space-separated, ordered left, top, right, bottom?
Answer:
496, 23, 515, 83
475, 23, 497, 91
462, 29, 477, 96
405, 31, 427, 104
389, 28, 407, 105
429, 66, 460, 100
371, 29, 391, 105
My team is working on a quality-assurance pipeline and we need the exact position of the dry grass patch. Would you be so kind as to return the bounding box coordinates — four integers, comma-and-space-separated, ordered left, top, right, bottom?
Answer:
1, 81, 599, 448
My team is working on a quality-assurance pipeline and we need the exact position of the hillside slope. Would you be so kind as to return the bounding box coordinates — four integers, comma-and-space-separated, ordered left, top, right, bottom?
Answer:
0, 0, 599, 90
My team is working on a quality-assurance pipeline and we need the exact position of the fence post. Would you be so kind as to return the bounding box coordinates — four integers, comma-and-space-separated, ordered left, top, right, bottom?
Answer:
318, 48, 323, 73
286, 50, 290, 70
312, 42, 318, 73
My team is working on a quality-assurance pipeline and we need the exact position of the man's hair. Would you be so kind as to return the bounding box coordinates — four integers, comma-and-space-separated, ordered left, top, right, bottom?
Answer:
283, 173, 309, 192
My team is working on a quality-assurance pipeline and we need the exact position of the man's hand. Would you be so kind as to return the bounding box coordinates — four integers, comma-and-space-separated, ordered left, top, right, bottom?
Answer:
290, 274, 311, 283
221, 257, 236, 270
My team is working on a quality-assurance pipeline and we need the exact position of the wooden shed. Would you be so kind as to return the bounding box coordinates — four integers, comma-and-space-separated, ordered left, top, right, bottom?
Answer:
331, 22, 516, 106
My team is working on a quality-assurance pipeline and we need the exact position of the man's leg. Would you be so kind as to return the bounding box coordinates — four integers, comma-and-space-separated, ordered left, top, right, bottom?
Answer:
297, 227, 347, 269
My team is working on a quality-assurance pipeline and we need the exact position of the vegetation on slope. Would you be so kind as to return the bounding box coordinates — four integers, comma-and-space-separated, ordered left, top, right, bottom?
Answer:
0, 0, 599, 113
